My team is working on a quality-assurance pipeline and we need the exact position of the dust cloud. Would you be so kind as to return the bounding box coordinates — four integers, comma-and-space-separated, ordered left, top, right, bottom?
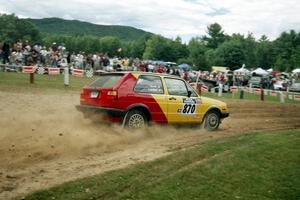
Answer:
1, 90, 299, 199
0, 91, 204, 170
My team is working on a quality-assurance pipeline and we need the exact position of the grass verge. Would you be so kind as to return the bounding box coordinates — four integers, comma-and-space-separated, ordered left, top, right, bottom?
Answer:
1, 72, 299, 104
202, 90, 300, 104
23, 129, 300, 200
0, 72, 95, 93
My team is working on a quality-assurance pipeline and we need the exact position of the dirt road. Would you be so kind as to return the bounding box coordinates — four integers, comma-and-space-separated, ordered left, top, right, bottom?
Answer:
0, 90, 299, 199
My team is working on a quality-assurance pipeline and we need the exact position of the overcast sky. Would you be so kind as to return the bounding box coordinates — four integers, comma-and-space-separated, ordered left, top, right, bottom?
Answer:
1, 0, 300, 42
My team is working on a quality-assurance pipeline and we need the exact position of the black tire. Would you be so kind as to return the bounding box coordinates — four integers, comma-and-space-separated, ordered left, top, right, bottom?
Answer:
125, 110, 147, 129
204, 110, 220, 131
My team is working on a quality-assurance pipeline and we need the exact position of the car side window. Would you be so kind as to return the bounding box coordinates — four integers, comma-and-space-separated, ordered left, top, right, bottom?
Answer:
134, 75, 164, 94
164, 78, 188, 96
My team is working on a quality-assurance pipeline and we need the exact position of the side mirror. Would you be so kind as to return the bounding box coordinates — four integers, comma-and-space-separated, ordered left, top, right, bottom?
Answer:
187, 90, 192, 97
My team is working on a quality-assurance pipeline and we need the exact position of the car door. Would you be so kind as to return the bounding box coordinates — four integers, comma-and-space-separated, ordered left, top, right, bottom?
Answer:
164, 77, 203, 123
133, 75, 168, 123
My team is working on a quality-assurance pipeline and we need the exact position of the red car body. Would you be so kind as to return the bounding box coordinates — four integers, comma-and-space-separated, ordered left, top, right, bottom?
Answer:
76, 72, 229, 129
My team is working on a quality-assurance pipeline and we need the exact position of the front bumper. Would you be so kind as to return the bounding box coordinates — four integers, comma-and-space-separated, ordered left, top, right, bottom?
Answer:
220, 112, 229, 118
76, 104, 126, 118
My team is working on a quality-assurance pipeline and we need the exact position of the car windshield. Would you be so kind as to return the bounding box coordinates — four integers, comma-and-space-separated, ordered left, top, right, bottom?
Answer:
89, 74, 123, 88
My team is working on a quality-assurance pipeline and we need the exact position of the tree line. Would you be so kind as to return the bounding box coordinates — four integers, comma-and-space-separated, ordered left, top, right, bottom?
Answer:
1, 13, 300, 71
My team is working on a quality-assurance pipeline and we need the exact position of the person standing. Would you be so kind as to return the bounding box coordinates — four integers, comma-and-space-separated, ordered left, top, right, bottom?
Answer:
2, 42, 10, 64
22, 40, 31, 65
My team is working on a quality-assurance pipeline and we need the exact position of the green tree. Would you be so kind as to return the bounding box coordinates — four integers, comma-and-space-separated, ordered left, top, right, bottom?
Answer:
204, 23, 226, 49
274, 56, 289, 72
99, 36, 121, 57
143, 36, 189, 62
243, 33, 258, 68
0, 13, 40, 43
143, 35, 165, 60
256, 35, 276, 69
273, 30, 300, 71
129, 34, 152, 58
290, 45, 300, 69
214, 40, 245, 70
169, 36, 189, 62
188, 37, 209, 70
177, 58, 192, 66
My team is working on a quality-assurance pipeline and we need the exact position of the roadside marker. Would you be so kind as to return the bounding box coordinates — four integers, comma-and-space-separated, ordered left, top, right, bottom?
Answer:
22, 66, 36, 73
254, 88, 261, 94
270, 90, 277, 96
22, 66, 36, 84
73, 69, 84, 77
230, 86, 238, 92
86, 69, 94, 78
201, 85, 209, 92
294, 95, 300, 101
48, 67, 60, 75
37, 67, 45, 75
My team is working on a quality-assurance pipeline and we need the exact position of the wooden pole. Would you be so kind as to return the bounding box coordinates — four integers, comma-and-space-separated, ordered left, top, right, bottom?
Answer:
30, 73, 34, 84
260, 87, 264, 101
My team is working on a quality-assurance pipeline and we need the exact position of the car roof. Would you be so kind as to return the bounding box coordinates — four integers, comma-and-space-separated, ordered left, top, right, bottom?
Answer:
100, 71, 182, 79
131, 71, 181, 79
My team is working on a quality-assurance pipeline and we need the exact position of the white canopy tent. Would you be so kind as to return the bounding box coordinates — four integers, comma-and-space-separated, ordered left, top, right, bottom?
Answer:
251, 68, 269, 76
292, 68, 300, 73
234, 67, 250, 75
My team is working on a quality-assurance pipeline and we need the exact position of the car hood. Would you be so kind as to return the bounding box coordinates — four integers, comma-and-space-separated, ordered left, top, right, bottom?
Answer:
201, 96, 228, 111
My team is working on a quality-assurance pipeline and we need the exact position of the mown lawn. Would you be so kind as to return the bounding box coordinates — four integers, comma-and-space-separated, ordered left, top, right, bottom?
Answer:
202, 90, 300, 104
0, 72, 95, 93
24, 129, 300, 200
1, 72, 299, 104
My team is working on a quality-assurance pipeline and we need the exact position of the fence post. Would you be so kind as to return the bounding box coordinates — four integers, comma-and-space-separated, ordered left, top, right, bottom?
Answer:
249, 83, 253, 93
240, 87, 244, 99
64, 67, 69, 86
260, 87, 264, 101
30, 73, 34, 84
197, 83, 202, 96
211, 87, 215, 93
280, 92, 285, 103
218, 84, 223, 97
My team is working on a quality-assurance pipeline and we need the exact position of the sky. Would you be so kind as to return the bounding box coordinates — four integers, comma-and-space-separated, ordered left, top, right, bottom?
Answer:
1, 0, 300, 42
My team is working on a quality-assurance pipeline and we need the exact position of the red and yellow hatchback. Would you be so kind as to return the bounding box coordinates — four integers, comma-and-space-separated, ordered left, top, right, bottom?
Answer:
76, 72, 229, 130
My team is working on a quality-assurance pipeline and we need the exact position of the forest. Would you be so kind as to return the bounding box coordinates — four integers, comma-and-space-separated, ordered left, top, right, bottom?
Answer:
1, 13, 300, 71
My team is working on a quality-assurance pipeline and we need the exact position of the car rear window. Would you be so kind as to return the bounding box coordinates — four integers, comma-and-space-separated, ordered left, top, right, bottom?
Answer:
89, 74, 123, 88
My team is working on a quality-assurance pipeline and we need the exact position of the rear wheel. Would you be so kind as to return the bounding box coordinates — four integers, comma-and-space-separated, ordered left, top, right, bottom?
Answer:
204, 110, 220, 131
125, 110, 147, 129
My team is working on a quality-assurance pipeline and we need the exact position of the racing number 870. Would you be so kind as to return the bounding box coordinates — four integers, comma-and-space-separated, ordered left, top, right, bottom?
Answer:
182, 104, 196, 114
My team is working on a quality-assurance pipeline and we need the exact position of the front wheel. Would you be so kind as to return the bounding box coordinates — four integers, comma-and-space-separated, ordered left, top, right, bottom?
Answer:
124, 110, 147, 129
203, 110, 220, 131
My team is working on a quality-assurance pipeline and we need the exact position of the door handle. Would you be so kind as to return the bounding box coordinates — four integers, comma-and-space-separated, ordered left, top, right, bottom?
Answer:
169, 97, 176, 100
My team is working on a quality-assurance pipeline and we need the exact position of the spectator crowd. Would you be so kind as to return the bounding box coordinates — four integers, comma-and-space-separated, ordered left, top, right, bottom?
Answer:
1, 40, 299, 91
0, 40, 183, 76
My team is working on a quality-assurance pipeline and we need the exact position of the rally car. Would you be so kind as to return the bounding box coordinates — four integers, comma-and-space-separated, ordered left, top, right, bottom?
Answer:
76, 72, 229, 130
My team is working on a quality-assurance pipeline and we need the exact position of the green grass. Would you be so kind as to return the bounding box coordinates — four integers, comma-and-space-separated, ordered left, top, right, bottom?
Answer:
202, 90, 300, 104
0, 72, 95, 93
24, 129, 300, 200
0, 72, 299, 104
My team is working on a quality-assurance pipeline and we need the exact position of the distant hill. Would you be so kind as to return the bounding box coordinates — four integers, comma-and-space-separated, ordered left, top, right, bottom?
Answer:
27, 17, 153, 41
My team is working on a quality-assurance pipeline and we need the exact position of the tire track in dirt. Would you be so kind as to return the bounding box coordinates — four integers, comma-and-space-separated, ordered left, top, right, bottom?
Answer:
0, 91, 299, 199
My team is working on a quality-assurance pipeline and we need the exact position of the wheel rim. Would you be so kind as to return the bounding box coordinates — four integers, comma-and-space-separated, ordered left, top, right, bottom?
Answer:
207, 113, 219, 129
128, 114, 145, 128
